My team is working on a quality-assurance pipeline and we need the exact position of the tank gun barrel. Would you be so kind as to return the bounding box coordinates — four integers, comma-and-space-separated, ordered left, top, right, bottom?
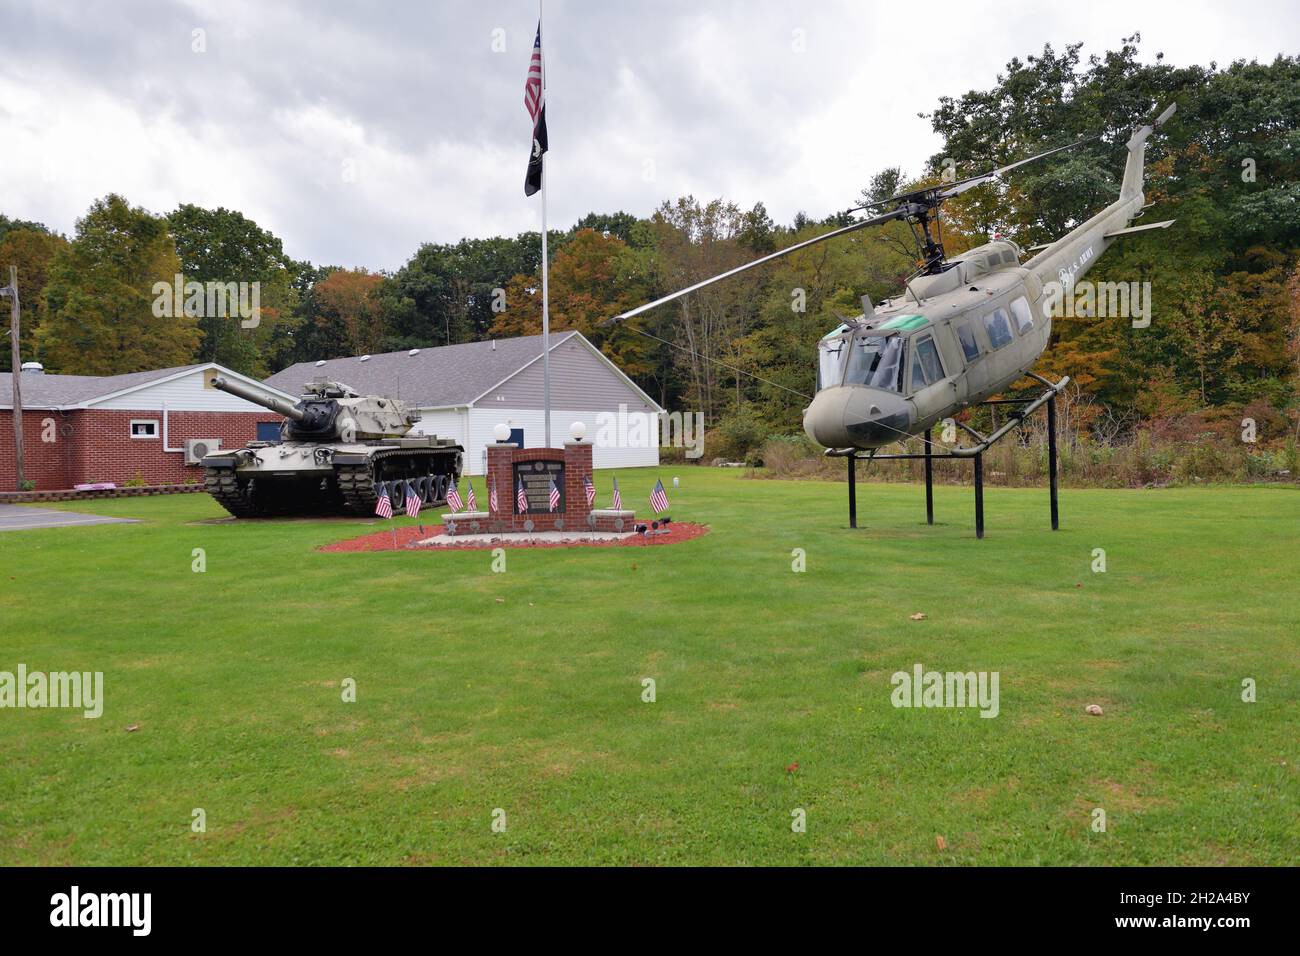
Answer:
212, 376, 305, 421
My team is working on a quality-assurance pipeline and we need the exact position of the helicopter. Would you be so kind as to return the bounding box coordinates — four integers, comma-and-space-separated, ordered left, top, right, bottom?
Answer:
610, 104, 1178, 457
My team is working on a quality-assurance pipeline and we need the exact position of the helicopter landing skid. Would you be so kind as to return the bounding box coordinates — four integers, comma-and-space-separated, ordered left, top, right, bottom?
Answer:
827, 374, 1070, 539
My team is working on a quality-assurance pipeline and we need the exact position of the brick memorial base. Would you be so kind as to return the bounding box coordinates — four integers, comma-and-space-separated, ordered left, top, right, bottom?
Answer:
441, 441, 636, 535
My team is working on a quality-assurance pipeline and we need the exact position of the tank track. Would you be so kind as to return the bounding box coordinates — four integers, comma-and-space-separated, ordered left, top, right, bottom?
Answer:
206, 447, 461, 519
204, 465, 274, 518
337, 447, 462, 515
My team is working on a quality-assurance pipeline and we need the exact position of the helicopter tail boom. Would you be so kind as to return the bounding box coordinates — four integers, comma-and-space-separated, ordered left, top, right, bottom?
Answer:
1121, 102, 1177, 200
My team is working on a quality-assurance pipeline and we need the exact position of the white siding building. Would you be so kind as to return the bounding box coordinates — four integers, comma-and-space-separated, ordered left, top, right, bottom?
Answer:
265, 331, 662, 476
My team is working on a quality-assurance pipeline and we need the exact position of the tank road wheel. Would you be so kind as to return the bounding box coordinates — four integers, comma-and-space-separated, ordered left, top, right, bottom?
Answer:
335, 449, 463, 515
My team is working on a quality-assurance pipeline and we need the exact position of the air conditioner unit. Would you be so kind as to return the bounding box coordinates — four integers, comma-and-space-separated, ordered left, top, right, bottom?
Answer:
185, 438, 221, 464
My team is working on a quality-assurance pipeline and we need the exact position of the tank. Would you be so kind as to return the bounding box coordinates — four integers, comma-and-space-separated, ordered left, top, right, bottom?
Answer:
201, 376, 463, 518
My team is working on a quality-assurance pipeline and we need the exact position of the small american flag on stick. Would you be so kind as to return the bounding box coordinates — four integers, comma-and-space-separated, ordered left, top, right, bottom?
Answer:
466, 481, 477, 512
375, 484, 393, 519
489, 477, 498, 513
583, 474, 596, 506
611, 476, 621, 511
650, 479, 669, 514
405, 481, 422, 518
548, 475, 560, 512
516, 478, 529, 514
445, 481, 463, 512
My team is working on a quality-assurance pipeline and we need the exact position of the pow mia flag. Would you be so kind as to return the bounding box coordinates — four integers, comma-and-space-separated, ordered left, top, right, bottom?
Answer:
523, 22, 548, 196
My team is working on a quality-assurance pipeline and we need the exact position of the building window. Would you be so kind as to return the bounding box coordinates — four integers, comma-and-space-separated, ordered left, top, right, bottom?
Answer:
130, 419, 159, 439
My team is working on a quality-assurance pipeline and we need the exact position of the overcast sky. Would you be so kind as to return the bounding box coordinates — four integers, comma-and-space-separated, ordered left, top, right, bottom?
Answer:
2, 0, 1296, 271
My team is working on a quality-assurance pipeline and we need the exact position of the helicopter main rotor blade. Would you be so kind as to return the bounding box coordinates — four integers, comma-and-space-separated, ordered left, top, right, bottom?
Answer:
607, 207, 908, 324
938, 135, 1101, 199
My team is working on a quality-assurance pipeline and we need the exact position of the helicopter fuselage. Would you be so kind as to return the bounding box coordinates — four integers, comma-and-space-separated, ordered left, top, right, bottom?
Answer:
802, 181, 1147, 450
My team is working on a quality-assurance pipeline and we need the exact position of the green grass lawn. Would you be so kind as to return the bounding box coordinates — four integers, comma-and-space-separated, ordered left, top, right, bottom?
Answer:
1, 469, 1296, 865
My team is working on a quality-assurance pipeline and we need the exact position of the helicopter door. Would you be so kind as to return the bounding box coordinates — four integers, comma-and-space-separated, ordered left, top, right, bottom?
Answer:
906, 333, 952, 424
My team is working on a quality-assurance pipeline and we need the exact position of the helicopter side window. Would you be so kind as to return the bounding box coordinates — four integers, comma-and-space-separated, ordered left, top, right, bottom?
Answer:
956, 322, 981, 362
983, 308, 1014, 349
910, 334, 945, 390
845, 334, 904, 392
1010, 296, 1034, 334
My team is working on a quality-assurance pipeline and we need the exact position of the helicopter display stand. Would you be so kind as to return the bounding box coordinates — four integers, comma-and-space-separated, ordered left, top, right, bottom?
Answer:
840, 374, 1068, 539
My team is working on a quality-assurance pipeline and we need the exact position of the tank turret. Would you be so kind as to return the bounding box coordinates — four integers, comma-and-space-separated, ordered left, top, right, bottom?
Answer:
202, 375, 462, 519
213, 376, 420, 441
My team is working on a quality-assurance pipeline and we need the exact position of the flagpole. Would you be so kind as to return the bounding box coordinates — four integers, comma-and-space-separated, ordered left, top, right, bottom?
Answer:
539, 0, 551, 448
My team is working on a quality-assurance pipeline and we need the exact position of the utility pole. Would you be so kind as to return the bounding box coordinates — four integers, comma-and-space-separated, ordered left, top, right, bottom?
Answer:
4, 266, 23, 489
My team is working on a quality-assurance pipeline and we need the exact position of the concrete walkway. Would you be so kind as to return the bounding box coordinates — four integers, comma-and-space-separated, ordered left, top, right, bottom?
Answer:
0, 503, 138, 532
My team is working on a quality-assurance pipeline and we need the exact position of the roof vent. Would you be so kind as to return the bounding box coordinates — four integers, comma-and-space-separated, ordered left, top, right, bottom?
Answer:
20, 361, 44, 375
491, 340, 496, 351
359, 355, 371, 362
315, 360, 326, 367
408, 349, 420, 357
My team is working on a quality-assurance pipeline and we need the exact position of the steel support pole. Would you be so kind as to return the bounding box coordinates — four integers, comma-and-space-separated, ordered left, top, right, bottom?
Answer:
847, 455, 857, 528
974, 451, 985, 539
924, 428, 934, 525
1047, 395, 1059, 530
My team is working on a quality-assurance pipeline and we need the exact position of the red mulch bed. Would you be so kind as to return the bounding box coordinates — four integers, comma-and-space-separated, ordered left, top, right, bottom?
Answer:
319, 522, 710, 553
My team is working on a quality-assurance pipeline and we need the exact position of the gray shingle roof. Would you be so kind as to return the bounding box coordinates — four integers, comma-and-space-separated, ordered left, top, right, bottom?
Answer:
0, 364, 208, 408
263, 331, 582, 407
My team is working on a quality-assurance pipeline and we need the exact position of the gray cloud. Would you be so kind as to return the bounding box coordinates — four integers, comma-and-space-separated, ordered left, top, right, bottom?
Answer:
2, 0, 1297, 269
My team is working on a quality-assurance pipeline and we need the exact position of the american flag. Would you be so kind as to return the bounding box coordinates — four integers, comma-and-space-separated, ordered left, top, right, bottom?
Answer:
516, 478, 529, 513
650, 479, 669, 514
489, 477, 498, 512
466, 481, 477, 512
375, 484, 393, 519
405, 480, 421, 519
611, 476, 621, 511
523, 22, 548, 197
524, 23, 543, 121
583, 473, 596, 506
548, 475, 560, 512
445, 480, 463, 512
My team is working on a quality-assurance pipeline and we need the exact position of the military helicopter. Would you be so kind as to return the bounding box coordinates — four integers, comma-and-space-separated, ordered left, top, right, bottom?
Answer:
611, 104, 1177, 458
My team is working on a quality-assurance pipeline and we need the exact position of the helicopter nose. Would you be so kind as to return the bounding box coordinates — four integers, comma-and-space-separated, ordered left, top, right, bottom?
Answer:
843, 389, 912, 447
803, 387, 912, 449
803, 388, 853, 447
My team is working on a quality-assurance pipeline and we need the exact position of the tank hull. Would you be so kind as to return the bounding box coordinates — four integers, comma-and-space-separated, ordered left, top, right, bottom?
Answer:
202, 437, 463, 518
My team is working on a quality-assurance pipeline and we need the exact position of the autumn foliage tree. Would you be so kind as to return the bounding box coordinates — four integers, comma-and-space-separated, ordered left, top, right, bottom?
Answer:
0, 227, 69, 371
38, 194, 198, 375
309, 268, 386, 358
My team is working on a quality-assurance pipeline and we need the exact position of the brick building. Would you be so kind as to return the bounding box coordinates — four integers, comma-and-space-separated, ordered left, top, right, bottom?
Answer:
0, 363, 293, 491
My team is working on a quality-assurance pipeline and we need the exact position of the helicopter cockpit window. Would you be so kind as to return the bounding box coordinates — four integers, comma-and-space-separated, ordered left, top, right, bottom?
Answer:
845, 333, 904, 392
817, 334, 849, 390
983, 308, 1014, 349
